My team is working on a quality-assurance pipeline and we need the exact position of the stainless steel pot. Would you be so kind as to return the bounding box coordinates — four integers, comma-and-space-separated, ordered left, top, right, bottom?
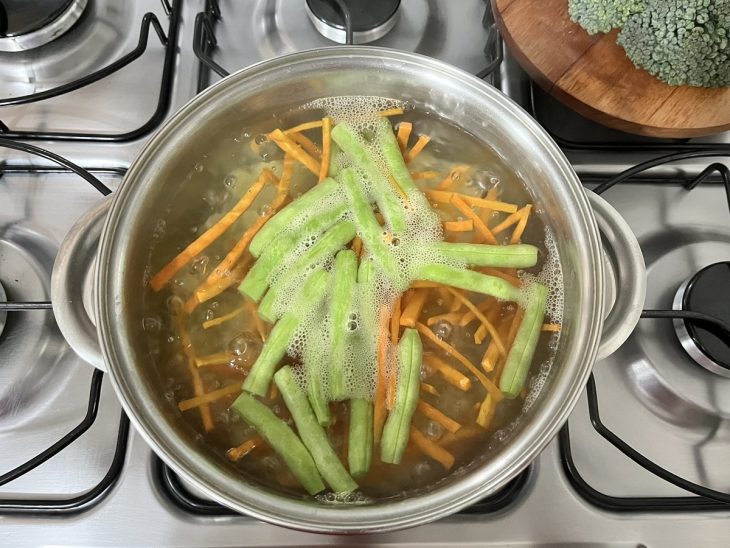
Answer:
51, 47, 646, 533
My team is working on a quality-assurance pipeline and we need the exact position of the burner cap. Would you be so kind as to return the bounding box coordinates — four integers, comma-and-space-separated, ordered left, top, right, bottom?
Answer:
0, 0, 88, 52
673, 262, 730, 377
305, 0, 400, 44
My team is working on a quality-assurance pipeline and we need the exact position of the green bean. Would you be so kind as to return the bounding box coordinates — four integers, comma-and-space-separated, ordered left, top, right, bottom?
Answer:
357, 257, 376, 284
249, 178, 342, 257
499, 283, 548, 398
375, 118, 418, 195
230, 392, 325, 495
274, 366, 358, 493
380, 328, 422, 464
329, 250, 358, 400
348, 398, 373, 478
258, 220, 356, 323
243, 269, 329, 397
431, 242, 538, 268
414, 263, 522, 302
303, 320, 331, 426
239, 205, 347, 302
340, 168, 406, 288
331, 123, 407, 233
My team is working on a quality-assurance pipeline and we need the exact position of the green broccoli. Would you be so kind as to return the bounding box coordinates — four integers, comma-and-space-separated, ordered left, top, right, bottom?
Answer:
568, 0, 647, 34
617, 0, 730, 87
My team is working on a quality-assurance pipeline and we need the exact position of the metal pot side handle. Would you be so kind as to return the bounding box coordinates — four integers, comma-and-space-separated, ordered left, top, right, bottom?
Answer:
51, 197, 111, 370
587, 191, 646, 360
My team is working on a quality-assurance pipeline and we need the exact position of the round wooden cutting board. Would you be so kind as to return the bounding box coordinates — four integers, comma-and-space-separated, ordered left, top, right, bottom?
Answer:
492, 0, 730, 138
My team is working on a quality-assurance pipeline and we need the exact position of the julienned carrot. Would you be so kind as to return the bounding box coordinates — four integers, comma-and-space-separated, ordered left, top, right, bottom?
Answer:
193, 157, 294, 306
447, 288, 505, 356
178, 383, 241, 412
542, 323, 561, 332
404, 135, 431, 164
379, 107, 405, 117
417, 400, 461, 433
426, 189, 518, 213
283, 120, 323, 134
451, 196, 498, 245
488, 308, 523, 378
426, 311, 462, 326
459, 297, 495, 327
493, 205, 530, 236
186, 257, 251, 313
387, 296, 402, 409
509, 205, 532, 244
202, 305, 245, 329
410, 429, 455, 470
289, 131, 321, 160
351, 236, 363, 257
444, 219, 473, 232
268, 129, 320, 175
424, 354, 472, 391
448, 289, 463, 313
481, 308, 516, 372
149, 169, 273, 292
479, 267, 522, 287
246, 299, 267, 342
474, 305, 501, 345
400, 289, 428, 327
194, 351, 231, 368
396, 121, 412, 153
227, 435, 264, 461
373, 306, 390, 442
411, 170, 440, 180
435, 165, 469, 191
415, 322, 503, 402
421, 382, 439, 396
174, 312, 214, 431
476, 393, 495, 428
318, 117, 332, 182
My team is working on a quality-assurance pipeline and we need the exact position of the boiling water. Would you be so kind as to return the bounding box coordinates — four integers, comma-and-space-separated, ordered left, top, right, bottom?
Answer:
140, 97, 563, 500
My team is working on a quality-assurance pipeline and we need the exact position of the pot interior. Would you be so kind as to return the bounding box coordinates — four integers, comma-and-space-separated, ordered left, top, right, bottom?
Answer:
98, 48, 602, 531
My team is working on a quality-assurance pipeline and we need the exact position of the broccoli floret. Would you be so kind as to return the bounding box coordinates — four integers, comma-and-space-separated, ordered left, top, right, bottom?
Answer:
617, 0, 730, 87
568, 0, 647, 34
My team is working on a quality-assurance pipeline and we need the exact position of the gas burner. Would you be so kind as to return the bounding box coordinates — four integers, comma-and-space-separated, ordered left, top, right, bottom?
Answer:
673, 262, 730, 378
0, 0, 88, 52
305, 0, 400, 44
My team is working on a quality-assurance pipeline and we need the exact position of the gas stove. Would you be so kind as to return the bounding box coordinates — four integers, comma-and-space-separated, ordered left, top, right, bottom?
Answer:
1, 1, 729, 546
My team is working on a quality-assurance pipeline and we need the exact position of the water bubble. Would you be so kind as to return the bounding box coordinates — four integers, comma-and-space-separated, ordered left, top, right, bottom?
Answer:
347, 320, 358, 331
142, 316, 162, 332
432, 320, 453, 342
424, 420, 444, 440
242, 131, 251, 139
164, 390, 175, 402
224, 175, 237, 188
194, 163, 204, 173
205, 309, 215, 321
258, 204, 272, 217
254, 133, 268, 145
189, 255, 209, 275
166, 295, 183, 312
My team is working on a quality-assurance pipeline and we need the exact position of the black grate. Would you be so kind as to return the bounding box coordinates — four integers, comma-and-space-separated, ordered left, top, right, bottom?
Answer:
0, 0, 181, 142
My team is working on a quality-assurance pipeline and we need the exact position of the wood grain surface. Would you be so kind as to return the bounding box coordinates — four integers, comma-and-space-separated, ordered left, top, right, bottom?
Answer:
492, 0, 730, 138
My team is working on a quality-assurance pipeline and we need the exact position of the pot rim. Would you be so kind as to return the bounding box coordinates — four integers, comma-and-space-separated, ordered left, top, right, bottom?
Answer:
96, 46, 604, 533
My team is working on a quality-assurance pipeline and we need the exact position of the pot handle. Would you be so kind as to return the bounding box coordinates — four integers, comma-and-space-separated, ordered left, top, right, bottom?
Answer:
586, 190, 646, 360
51, 197, 111, 371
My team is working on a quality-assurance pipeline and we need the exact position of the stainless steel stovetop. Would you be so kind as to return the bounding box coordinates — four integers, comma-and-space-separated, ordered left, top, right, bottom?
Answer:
1, 1, 729, 546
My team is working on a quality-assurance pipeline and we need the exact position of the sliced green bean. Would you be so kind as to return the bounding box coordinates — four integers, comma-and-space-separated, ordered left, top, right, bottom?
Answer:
375, 118, 418, 195
230, 392, 325, 495
381, 328, 422, 464
357, 257, 376, 284
348, 398, 373, 478
331, 123, 407, 234
274, 366, 358, 493
329, 250, 358, 401
303, 320, 331, 426
239, 205, 347, 302
499, 283, 548, 399
249, 178, 342, 257
340, 168, 406, 288
258, 220, 356, 323
243, 269, 329, 397
414, 263, 522, 302
431, 242, 538, 268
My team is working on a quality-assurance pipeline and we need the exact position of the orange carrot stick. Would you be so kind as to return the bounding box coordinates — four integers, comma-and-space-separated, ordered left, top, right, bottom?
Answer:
448, 289, 505, 356
396, 121, 412, 153
374, 307, 390, 442
426, 189, 518, 213
542, 323, 561, 332
150, 169, 273, 291
185, 256, 251, 313
410, 429, 455, 470
351, 236, 363, 258
379, 107, 404, 117
451, 196, 498, 244
289, 131, 321, 160
400, 289, 428, 327
268, 129, 320, 175
444, 219, 473, 232
476, 393, 495, 428
479, 267, 522, 287
174, 312, 214, 431
411, 170, 440, 180
487, 308, 523, 378
416, 322, 503, 402
283, 120, 323, 134
194, 351, 231, 368
404, 135, 430, 164
458, 297, 495, 327
509, 204, 532, 244
246, 299, 267, 342
420, 382, 439, 396
426, 311, 462, 327
202, 305, 246, 330
226, 435, 264, 461
178, 383, 241, 412
424, 355, 472, 391
435, 165, 470, 191
318, 117, 332, 182
387, 296, 402, 409
417, 400, 462, 433
410, 281, 440, 289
